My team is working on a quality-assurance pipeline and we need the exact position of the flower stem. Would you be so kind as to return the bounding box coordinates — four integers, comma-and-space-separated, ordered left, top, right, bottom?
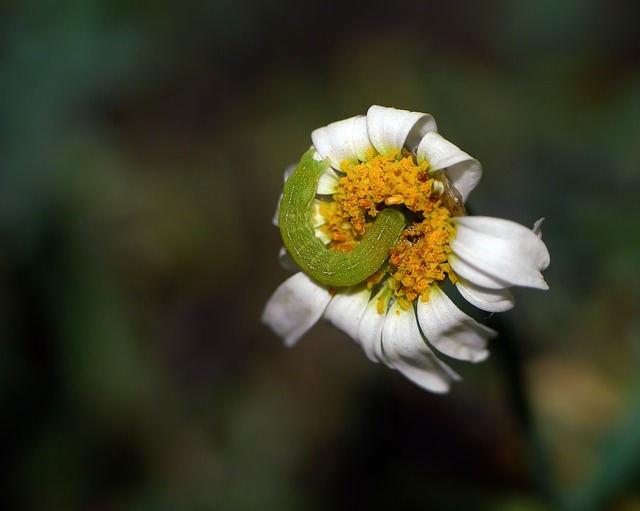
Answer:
487, 312, 561, 509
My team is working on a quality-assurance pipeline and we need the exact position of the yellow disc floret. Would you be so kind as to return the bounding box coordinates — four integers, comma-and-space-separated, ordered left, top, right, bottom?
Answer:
320, 148, 460, 304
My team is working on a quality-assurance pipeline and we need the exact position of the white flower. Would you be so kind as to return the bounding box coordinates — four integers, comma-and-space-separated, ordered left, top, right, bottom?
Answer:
262, 106, 550, 393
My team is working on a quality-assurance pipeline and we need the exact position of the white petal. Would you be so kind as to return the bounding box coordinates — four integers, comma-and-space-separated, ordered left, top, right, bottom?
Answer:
381, 301, 460, 393
366, 105, 437, 155
262, 272, 331, 347
451, 216, 550, 290
533, 217, 545, 239
310, 200, 331, 244
314, 228, 331, 244
323, 286, 372, 340
311, 199, 325, 228
352, 116, 375, 161
356, 287, 391, 363
416, 131, 482, 201
312, 116, 361, 169
448, 253, 511, 289
417, 286, 494, 362
317, 167, 340, 194
455, 278, 515, 312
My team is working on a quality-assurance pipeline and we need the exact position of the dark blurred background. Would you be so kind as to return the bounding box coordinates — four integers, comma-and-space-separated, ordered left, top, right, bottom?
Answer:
2, 0, 640, 509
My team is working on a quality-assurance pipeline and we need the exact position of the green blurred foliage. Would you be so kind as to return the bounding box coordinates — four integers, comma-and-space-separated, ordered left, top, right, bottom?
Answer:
1, 0, 640, 510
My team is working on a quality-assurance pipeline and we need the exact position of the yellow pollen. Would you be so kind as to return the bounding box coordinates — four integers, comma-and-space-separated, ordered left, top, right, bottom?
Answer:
321, 148, 460, 308
384, 195, 404, 206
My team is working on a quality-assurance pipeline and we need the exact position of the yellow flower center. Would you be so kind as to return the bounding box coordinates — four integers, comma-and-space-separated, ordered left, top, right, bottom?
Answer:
319, 149, 459, 306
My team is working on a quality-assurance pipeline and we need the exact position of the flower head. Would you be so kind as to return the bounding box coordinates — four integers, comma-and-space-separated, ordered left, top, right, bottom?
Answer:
263, 106, 550, 393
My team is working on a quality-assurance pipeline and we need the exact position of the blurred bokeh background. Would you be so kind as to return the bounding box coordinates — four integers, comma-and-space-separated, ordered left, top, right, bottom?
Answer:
2, 0, 640, 509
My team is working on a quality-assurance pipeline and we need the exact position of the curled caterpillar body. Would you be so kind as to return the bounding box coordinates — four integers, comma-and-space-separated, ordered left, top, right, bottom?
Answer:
279, 150, 406, 287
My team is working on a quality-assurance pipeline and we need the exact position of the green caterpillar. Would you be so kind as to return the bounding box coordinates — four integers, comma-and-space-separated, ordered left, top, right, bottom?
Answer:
279, 149, 406, 287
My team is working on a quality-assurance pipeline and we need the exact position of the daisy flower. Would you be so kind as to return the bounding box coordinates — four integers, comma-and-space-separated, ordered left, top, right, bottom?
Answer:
262, 105, 550, 393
